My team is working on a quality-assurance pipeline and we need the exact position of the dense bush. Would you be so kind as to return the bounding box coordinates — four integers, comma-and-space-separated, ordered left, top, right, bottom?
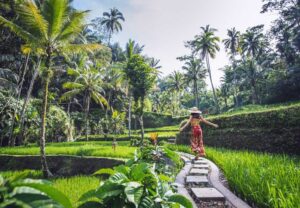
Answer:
142, 112, 184, 128
176, 105, 300, 154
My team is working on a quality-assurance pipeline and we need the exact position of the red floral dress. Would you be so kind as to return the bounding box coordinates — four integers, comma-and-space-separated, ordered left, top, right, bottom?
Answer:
190, 118, 206, 156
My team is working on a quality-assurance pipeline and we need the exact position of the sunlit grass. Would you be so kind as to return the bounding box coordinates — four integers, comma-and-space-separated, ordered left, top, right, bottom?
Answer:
53, 176, 101, 207
166, 144, 300, 208
0, 141, 136, 158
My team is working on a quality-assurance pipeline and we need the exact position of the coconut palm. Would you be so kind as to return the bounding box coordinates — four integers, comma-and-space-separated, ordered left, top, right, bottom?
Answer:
240, 27, 265, 58
101, 8, 125, 44
191, 25, 220, 112
223, 27, 240, 106
166, 71, 185, 115
182, 58, 206, 108
61, 66, 108, 141
0, 0, 102, 178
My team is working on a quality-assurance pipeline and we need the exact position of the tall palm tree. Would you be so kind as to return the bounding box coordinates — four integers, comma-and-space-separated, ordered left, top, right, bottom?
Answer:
240, 28, 265, 58
0, 0, 102, 178
124, 39, 144, 139
223, 27, 240, 106
182, 58, 206, 108
101, 8, 125, 44
192, 25, 220, 112
167, 71, 185, 115
61, 66, 108, 141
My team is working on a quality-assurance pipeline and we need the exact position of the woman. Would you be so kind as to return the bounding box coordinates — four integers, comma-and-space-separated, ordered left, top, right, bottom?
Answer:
180, 107, 218, 160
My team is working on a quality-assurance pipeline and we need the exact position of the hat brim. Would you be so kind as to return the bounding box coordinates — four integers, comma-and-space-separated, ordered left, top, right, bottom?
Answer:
190, 110, 202, 114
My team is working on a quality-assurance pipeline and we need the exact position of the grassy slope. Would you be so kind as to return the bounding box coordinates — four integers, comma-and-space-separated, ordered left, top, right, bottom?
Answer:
0, 141, 136, 158
166, 144, 300, 208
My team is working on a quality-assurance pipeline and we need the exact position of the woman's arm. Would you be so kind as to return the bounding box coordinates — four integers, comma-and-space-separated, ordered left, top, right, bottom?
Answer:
200, 116, 218, 128
180, 116, 192, 132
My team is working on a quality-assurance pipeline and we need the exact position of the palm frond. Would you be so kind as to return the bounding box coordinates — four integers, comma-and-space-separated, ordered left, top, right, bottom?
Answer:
17, 1, 48, 38
0, 16, 37, 42
91, 91, 108, 109
59, 11, 89, 41
63, 43, 106, 54
43, 0, 69, 39
60, 89, 82, 101
63, 82, 84, 89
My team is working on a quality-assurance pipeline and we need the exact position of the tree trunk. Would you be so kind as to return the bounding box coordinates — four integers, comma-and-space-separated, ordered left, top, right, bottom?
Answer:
85, 94, 90, 141
251, 78, 259, 104
128, 95, 132, 139
194, 79, 199, 108
18, 58, 41, 145
139, 98, 145, 146
8, 53, 31, 146
40, 73, 52, 178
232, 59, 239, 107
206, 55, 219, 113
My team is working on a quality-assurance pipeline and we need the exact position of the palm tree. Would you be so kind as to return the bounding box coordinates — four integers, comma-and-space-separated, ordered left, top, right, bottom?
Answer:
0, 0, 102, 178
223, 27, 240, 106
182, 58, 206, 108
240, 27, 265, 58
124, 39, 144, 139
101, 8, 125, 44
191, 25, 220, 112
167, 71, 185, 115
61, 66, 108, 141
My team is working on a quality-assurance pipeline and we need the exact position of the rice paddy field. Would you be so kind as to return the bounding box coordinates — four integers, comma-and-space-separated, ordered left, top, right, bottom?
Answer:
166, 144, 300, 208
0, 141, 136, 158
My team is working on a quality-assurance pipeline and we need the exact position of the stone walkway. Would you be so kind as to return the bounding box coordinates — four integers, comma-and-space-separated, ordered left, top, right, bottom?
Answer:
175, 152, 251, 208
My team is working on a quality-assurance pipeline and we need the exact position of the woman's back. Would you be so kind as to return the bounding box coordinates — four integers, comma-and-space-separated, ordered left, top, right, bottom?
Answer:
191, 118, 201, 126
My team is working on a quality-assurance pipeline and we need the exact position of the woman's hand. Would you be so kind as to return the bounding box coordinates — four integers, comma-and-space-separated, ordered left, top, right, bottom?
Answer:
214, 124, 219, 128
179, 128, 183, 132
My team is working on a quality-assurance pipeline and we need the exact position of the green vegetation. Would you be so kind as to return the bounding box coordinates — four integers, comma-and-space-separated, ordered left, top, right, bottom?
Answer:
0, 141, 136, 158
166, 144, 300, 208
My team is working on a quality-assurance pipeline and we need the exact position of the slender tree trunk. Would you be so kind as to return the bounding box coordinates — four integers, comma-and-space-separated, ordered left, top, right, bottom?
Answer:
40, 73, 51, 178
194, 79, 199, 108
128, 94, 132, 139
85, 94, 90, 141
232, 59, 239, 107
18, 58, 41, 145
139, 98, 145, 146
206, 55, 219, 112
8, 53, 31, 146
251, 78, 259, 104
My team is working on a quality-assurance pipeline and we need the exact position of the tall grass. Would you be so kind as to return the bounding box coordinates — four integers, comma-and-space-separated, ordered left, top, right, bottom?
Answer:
0, 141, 136, 158
53, 176, 100, 207
166, 144, 300, 208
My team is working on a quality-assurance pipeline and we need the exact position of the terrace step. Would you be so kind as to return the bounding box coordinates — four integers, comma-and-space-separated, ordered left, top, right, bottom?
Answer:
193, 164, 209, 169
189, 168, 209, 176
186, 175, 209, 187
191, 187, 225, 201
193, 160, 207, 165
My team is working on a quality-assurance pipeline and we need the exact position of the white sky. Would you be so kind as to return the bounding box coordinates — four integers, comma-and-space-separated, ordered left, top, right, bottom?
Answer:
74, 0, 277, 88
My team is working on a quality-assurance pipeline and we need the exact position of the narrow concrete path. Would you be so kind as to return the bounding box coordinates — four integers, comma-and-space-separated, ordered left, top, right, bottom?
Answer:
175, 152, 251, 208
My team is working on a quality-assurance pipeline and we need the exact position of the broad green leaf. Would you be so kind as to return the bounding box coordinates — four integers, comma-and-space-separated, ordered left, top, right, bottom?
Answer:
78, 189, 97, 202
124, 182, 143, 207
12, 180, 72, 208
93, 168, 115, 176
95, 182, 123, 199
114, 165, 131, 175
109, 173, 128, 184
138, 197, 154, 208
167, 194, 193, 208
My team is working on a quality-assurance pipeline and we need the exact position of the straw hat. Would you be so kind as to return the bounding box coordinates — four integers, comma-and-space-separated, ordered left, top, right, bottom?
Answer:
190, 107, 202, 114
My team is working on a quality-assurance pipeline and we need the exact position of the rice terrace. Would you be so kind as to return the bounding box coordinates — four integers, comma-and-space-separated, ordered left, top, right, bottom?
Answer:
0, 0, 299, 207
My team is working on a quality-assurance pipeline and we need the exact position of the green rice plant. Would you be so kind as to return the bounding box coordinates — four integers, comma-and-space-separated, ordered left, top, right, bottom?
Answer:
166, 144, 300, 208
53, 176, 101, 207
0, 141, 136, 158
